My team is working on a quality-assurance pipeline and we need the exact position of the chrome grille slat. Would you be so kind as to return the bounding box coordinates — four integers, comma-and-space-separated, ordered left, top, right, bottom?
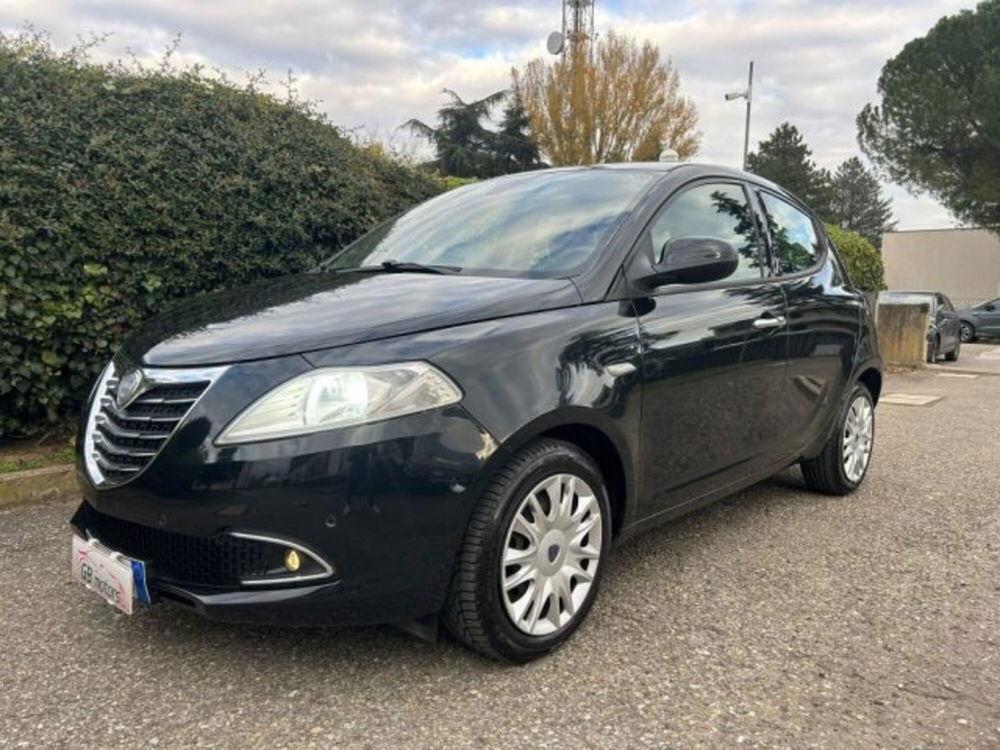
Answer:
93, 455, 142, 473
100, 402, 184, 424
84, 362, 227, 487
95, 416, 171, 441
93, 435, 158, 459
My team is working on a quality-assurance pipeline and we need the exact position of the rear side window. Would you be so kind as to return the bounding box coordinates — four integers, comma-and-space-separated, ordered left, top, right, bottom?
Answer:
649, 183, 765, 282
759, 193, 822, 275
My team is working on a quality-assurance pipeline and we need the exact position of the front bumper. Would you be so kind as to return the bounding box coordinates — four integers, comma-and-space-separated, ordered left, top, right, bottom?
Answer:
73, 355, 498, 627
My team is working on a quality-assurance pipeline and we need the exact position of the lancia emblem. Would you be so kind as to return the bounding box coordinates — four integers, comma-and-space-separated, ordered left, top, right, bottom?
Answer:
116, 368, 144, 408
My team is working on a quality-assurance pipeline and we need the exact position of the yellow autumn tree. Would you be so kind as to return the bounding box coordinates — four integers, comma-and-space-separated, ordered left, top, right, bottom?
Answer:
513, 31, 699, 165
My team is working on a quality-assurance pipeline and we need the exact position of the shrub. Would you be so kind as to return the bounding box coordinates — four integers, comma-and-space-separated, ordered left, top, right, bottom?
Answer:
0, 32, 441, 436
825, 223, 886, 292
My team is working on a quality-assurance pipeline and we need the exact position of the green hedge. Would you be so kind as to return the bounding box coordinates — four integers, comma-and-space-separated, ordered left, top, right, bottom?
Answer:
0, 33, 441, 437
825, 224, 886, 292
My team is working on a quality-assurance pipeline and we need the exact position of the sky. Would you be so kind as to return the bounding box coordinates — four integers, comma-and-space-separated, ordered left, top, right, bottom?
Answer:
0, 0, 978, 230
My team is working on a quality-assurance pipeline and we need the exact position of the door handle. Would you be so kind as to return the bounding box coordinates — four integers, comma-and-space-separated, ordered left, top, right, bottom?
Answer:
753, 315, 786, 330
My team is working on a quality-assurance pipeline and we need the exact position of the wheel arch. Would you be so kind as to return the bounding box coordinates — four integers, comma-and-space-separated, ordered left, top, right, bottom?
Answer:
484, 408, 636, 538
857, 366, 882, 405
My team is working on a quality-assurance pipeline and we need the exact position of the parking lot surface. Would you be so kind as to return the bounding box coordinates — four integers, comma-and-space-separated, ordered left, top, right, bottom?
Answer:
2, 355, 998, 748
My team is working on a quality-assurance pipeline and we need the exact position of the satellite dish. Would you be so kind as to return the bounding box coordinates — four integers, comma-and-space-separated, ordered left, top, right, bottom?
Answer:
546, 30, 565, 55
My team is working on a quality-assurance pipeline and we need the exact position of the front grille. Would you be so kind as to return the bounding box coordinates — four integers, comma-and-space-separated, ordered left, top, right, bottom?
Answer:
75, 504, 278, 587
84, 362, 224, 487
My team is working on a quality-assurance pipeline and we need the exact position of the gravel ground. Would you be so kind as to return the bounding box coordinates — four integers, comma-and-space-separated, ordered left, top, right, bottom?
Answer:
2, 360, 998, 749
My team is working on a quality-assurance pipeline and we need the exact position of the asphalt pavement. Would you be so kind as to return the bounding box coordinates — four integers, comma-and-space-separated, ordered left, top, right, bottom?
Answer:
2, 350, 998, 748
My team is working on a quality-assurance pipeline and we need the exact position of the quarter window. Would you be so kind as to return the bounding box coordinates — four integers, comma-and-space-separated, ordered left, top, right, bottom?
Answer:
649, 183, 764, 282
759, 193, 822, 275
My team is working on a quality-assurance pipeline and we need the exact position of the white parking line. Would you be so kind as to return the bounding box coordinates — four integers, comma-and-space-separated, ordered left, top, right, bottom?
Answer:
977, 346, 1000, 360
937, 373, 979, 379
880, 393, 944, 406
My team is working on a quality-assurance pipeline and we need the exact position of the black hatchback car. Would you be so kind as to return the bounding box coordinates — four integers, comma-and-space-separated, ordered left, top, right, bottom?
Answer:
71, 163, 882, 661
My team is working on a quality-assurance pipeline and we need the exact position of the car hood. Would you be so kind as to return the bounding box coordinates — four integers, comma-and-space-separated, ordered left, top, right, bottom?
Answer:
122, 271, 581, 367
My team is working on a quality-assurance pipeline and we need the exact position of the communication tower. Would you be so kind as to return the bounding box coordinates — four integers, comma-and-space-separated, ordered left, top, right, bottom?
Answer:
546, 0, 596, 57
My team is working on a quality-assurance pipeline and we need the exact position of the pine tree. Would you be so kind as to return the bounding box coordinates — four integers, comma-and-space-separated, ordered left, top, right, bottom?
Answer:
404, 89, 507, 178
829, 157, 897, 248
491, 93, 543, 174
746, 123, 833, 217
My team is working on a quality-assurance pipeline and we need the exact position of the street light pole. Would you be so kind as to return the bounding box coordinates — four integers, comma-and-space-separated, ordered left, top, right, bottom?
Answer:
726, 61, 755, 171
742, 61, 754, 171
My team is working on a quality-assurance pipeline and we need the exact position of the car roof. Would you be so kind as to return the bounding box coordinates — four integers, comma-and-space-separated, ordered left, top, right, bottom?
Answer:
513, 161, 789, 191
486, 162, 810, 218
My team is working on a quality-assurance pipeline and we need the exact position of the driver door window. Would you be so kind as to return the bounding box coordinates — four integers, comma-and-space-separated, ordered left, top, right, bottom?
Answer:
648, 183, 765, 282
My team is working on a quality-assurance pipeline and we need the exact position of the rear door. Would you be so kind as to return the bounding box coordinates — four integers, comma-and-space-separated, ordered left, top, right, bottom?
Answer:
754, 190, 864, 454
625, 180, 788, 517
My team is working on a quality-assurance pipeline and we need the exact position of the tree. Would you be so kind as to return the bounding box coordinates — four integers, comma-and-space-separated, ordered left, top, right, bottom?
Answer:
825, 224, 886, 292
828, 157, 897, 248
492, 92, 544, 174
0, 29, 440, 436
513, 31, 699, 165
405, 88, 508, 178
746, 123, 833, 216
858, 1, 1000, 232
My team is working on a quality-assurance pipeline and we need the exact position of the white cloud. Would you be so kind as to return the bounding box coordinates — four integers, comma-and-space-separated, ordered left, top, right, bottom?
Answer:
0, 0, 977, 229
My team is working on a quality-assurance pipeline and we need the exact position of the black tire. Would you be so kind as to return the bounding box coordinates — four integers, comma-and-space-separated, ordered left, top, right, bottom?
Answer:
800, 382, 875, 495
960, 322, 976, 343
945, 340, 961, 362
926, 337, 939, 363
442, 438, 612, 662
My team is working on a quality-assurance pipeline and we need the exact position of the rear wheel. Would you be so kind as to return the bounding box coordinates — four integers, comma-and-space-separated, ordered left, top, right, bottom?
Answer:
945, 340, 961, 362
443, 438, 611, 662
801, 383, 875, 495
960, 322, 976, 343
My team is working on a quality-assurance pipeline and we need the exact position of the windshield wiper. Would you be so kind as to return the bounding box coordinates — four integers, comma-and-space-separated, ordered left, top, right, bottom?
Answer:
334, 260, 462, 276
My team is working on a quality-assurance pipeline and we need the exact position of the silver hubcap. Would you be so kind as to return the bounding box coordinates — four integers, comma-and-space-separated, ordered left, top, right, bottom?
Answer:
842, 395, 874, 483
500, 473, 603, 637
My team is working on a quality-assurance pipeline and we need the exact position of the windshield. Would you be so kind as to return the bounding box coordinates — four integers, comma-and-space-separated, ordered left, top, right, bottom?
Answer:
323, 169, 657, 277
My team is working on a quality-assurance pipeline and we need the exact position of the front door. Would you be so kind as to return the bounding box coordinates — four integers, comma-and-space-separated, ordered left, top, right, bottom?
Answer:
978, 299, 1000, 336
625, 180, 788, 518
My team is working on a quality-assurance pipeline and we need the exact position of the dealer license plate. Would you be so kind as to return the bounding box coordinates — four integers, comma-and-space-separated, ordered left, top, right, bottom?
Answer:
70, 535, 149, 615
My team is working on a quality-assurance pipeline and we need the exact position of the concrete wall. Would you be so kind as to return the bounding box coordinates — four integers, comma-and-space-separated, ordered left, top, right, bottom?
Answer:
882, 228, 1000, 309
875, 303, 930, 367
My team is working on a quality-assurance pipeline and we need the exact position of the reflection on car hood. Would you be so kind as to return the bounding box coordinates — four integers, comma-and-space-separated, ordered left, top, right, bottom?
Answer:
122, 272, 581, 367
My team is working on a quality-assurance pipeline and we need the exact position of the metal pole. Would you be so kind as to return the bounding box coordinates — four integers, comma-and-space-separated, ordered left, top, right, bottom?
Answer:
742, 61, 754, 171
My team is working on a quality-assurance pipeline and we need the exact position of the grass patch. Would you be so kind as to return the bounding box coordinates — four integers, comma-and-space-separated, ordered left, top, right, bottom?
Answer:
0, 435, 75, 475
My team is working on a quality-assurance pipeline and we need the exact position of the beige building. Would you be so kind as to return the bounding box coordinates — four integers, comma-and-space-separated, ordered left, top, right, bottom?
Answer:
882, 228, 1000, 310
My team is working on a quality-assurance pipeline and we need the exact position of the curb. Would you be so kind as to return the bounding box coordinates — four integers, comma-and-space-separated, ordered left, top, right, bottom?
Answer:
926, 364, 1000, 377
0, 464, 78, 511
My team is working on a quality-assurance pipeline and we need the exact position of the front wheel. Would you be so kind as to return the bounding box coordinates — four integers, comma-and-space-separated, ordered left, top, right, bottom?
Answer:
960, 323, 976, 343
800, 383, 875, 495
926, 337, 939, 363
443, 438, 611, 662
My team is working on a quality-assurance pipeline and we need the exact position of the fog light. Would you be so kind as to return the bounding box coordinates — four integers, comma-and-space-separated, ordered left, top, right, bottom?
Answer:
284, 549, 301, 572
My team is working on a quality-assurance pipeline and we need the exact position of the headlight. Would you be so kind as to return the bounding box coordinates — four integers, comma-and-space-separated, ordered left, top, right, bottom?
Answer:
216, 362, 462, 444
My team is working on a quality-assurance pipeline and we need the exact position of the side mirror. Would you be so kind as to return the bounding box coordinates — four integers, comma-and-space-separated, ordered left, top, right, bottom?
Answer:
640, 237, 739, 287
